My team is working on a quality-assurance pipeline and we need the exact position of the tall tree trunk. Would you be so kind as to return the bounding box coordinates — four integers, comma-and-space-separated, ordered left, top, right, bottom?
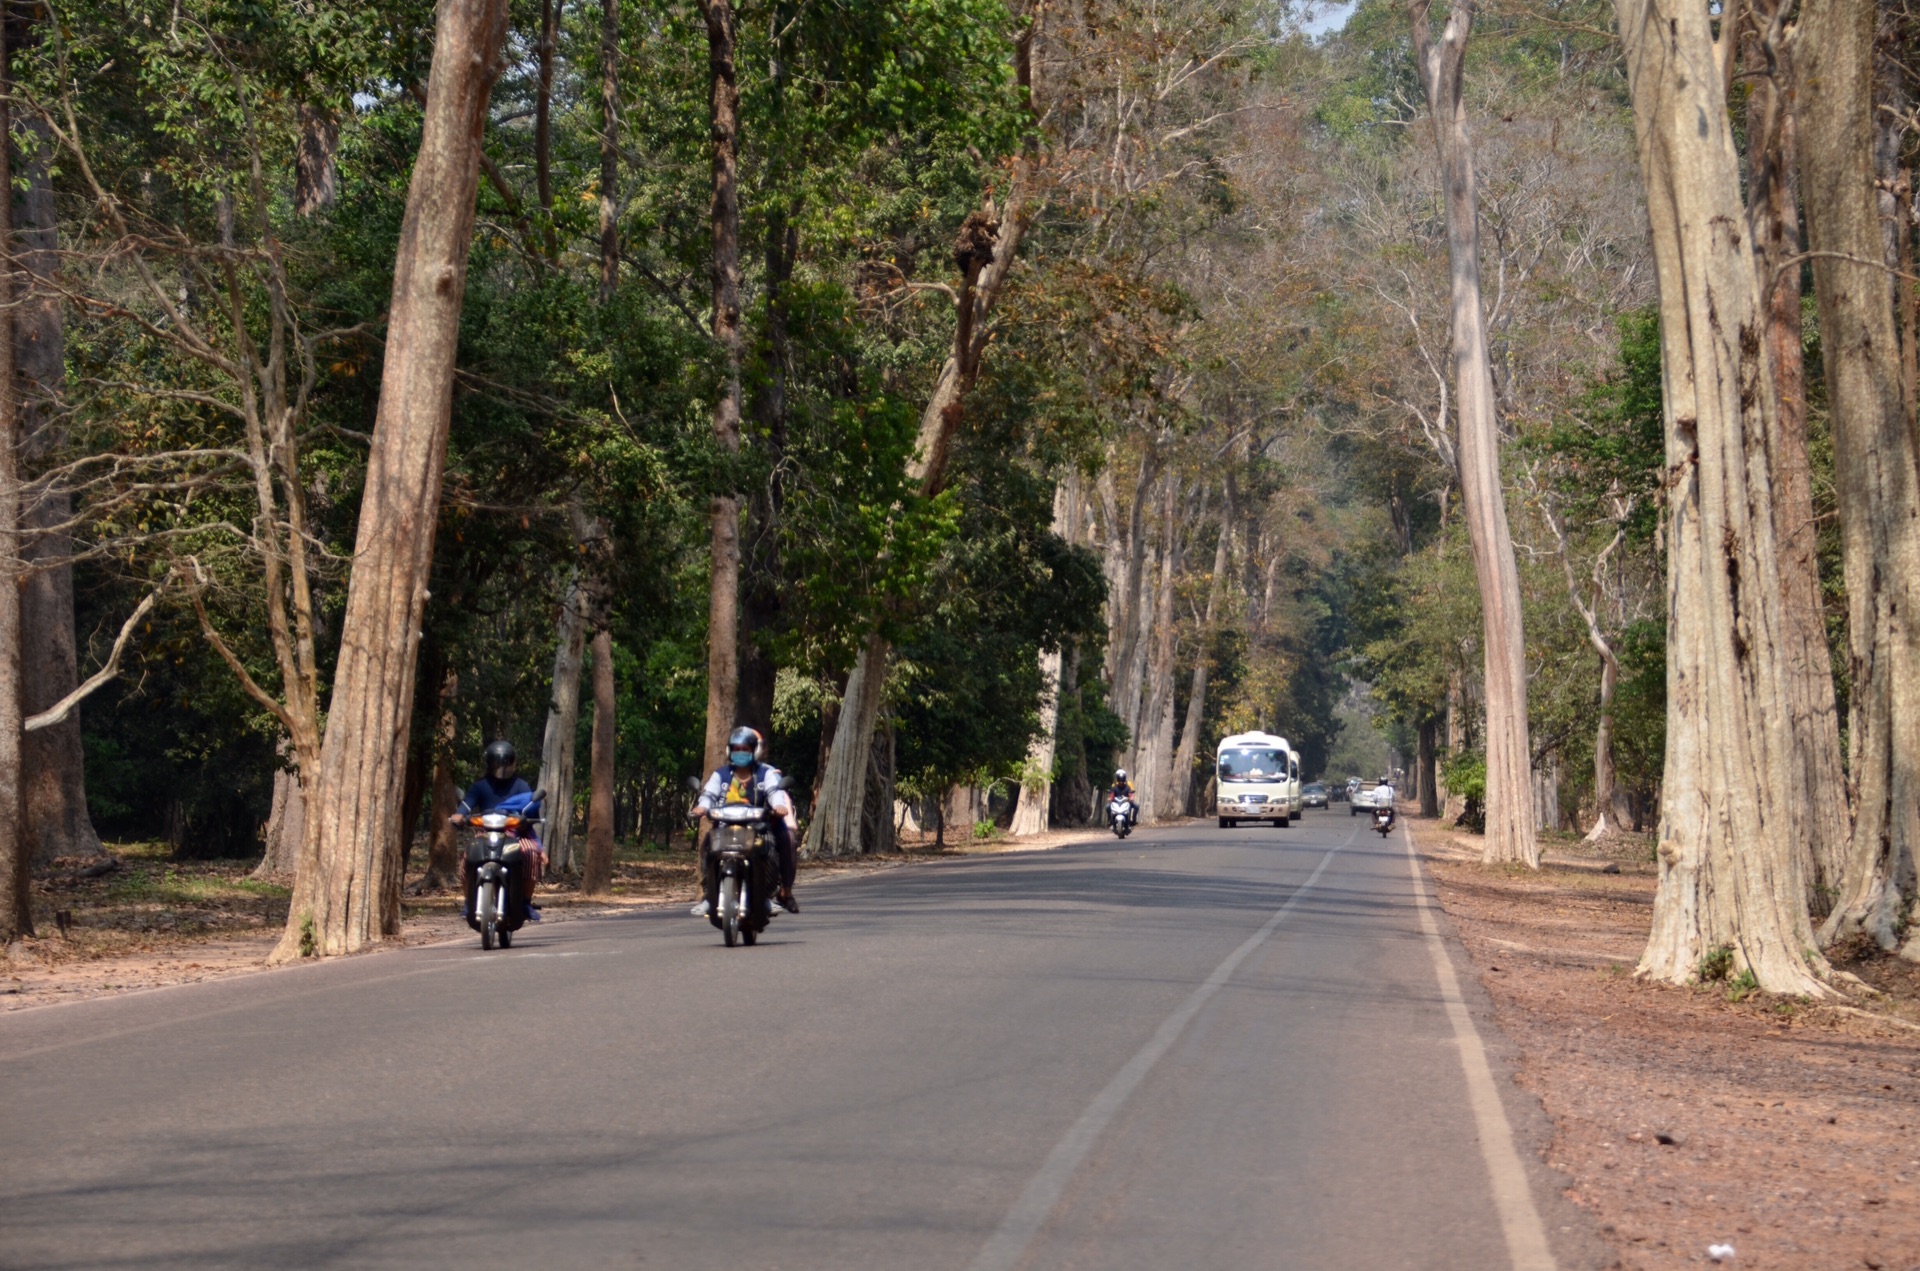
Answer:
395, 726, 430, 890
1135, 481, 1183, 821
277, 0, 509, 962
1442, 667, 1466, 821
1585, 649, 1629, 841
0, 23, 28, 943
598, 0, 619, 301
1012, 476, 1082, 835
698, 0, 744, 777
1798, 0, 1920, 954
1010, 647, 1063, 836
739, 209, 796, 731
256, 743, 305, 880
1742, 0, 1853, 900
581, 628, 617, 895
536, 0, 558, 256
1407, 0, 1537, 868
422, 669, 461, 889
1417, 718, 1440, 817
1171, 490, 1232, 816
1613, 0, 1829, 994
294, 104, 339, 215
1105, 450, 1158, 741
19, 108, 99, 865
538, 572, 588, 873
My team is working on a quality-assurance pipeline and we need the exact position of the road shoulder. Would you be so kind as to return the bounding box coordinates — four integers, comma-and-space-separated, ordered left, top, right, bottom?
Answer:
1410, 813, 1920, 1269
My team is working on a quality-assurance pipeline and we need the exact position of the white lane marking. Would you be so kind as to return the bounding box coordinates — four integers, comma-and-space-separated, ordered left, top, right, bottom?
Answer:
966, 835, 1347, 1271
1401, 819, 1557, 1271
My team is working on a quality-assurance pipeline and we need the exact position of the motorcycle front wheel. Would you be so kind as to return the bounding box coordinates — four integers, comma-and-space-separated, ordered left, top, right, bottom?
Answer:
719, 876, 740, 947
478, 881, 497, 950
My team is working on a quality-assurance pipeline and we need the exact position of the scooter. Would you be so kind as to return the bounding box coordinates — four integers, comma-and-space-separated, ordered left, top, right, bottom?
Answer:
1373, 805, 1394, 837
464, 790, 543, 951
706, 803, 776, 948
1108, 795, 1135, 839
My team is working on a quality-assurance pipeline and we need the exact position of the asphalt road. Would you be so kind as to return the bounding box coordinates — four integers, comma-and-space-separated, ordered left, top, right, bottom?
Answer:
2, 812, 1591, 1270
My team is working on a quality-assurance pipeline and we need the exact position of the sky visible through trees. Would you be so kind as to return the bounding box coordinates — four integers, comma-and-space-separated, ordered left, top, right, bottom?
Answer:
0, 0, 1915, 990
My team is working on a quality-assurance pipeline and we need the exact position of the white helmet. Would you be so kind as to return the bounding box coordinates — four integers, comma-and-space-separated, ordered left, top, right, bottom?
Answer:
1115, 769, 1128, 781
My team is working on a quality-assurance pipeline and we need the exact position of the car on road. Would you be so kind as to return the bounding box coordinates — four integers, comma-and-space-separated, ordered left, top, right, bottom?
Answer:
1351, 781, 1393, 816
1302, 782, 1328, 809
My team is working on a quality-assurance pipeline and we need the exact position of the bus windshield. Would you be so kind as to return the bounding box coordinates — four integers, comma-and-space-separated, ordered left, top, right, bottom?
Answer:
1218, 748, 1287, 783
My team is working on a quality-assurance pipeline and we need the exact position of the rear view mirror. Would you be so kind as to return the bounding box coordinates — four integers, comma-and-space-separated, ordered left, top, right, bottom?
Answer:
685, 775, 703, 792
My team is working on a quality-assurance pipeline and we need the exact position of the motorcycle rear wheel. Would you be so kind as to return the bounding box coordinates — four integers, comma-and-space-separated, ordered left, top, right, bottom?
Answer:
743, 927, 758, 946
499, 928, 512, 948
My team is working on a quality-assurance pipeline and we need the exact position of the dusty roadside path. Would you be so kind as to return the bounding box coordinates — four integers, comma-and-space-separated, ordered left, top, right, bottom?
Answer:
1410, 814, 1920, 1270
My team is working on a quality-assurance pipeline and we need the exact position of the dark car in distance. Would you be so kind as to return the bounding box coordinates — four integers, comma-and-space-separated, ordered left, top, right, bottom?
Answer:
1302, 782, 1329, 809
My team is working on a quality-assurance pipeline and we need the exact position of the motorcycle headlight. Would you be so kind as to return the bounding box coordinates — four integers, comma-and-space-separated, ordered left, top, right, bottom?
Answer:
480, 812, 508, 830
715, 825, 753, 852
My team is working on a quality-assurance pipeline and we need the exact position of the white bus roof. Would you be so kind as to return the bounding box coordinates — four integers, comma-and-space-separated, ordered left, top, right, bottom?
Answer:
1218, 732, 1291, 753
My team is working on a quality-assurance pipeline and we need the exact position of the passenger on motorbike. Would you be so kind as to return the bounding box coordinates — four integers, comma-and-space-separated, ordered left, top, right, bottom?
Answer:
1371, 778, 1396, 829
690, 726, 799, 917
1108, 769, 1138, 828
452, 739, 545, 922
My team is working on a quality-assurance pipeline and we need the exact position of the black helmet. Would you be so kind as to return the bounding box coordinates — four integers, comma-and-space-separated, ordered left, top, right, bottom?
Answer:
484, 739, 517, 775
726, 727, 762, 767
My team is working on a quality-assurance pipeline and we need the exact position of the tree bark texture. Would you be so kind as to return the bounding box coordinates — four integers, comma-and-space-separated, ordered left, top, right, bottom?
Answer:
581, 628, 617, 895
699, 0, 745, 778
1170, 492, 1232, 817
1135, 480, 1183, 821
422, 668, 461, 889
598, 0, 619, 299
276, 0, 509, 961
538, 571, 588, 873
536, 0, 558, 252
1614, 0, 1829, 994
1104, 450, 1158, 745
1797, 0, 1920, 954
254, 739, 305, 880
1417, 718, 1440, 818
1012, 476, 1083, 835
1407, 0, 1538, 867
1741, 0, 1853, 899
0, 26, 29, 942
18, 111, 100, 865
294, 104, 340, 216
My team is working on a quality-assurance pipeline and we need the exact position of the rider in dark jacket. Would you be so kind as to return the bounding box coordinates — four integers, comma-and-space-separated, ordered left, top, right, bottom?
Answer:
452, 739, 544, 921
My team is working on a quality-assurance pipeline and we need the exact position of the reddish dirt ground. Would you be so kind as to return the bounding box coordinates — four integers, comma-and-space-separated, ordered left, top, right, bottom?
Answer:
1413, 815, 1920, 1271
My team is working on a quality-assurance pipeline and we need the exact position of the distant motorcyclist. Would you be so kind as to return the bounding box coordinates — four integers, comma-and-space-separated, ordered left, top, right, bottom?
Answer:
1371, 777, 1396, 829
1108, 768, 1138, 828
690, 726, 799, 917
452, 739, 544, 922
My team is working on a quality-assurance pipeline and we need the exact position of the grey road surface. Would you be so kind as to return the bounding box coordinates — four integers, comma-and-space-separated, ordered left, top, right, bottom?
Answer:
2, 813, 1592, 1270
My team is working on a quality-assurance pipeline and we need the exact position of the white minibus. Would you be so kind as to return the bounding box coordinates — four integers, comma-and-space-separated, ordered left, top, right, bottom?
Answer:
1215, 731, 1301, 828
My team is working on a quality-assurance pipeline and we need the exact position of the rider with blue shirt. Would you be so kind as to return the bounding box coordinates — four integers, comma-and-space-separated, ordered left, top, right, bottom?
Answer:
452, 739, 545, 922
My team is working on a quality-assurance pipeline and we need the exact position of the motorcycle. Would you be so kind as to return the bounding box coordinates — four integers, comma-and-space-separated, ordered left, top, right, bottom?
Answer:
464, 790, 544, 951
706, 803, 776, 948
1108, 795, 1135, 839
1373, 806, 1394, 837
